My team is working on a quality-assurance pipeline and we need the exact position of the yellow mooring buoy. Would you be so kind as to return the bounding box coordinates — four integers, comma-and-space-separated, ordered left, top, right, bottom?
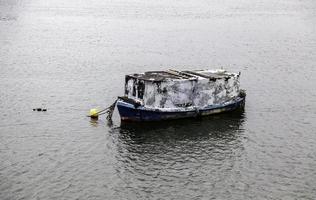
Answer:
88, 99, 118, 121
89, 108, 99, 119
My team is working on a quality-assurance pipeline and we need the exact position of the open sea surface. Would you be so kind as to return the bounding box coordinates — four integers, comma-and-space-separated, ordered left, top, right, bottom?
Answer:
1, 0, 316, 199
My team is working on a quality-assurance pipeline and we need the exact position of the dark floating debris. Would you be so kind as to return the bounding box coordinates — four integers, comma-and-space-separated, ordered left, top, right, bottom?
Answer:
33, 108, 47, 112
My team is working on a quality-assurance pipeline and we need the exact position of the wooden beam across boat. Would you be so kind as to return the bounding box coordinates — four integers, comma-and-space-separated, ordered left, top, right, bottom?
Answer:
166, 69, 191, 79
183, 70, 214, 79
183, 70, 228, 80
177, 71, 199, 78
167, 69, 197, 79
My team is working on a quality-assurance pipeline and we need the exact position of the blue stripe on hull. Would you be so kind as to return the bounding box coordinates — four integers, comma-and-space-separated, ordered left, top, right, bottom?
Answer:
117, 98, 245, 122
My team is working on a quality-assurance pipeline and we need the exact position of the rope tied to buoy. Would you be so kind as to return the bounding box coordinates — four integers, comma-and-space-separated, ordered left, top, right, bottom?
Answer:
88, 99, 117, 121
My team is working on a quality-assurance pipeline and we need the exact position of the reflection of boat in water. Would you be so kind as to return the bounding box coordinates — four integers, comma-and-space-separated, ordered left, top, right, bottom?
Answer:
110, 99, 247, 199
117, 69, 246, 122
118, 110, 246, 142
111, 110, 246, 181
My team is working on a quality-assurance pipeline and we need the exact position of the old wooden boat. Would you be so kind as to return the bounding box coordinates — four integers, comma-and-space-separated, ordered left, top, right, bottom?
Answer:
116, 69, 246, 121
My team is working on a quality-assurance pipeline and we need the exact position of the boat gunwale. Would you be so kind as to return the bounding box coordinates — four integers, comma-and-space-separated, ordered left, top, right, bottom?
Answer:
117, 96, 245, 113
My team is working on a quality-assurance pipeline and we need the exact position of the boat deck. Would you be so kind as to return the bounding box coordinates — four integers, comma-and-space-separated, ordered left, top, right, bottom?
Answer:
127, 69, 235, 82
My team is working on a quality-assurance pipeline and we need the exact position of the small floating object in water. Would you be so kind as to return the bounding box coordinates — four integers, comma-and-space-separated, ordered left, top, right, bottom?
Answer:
33, 108, 47, 112
89, 108, 99, 119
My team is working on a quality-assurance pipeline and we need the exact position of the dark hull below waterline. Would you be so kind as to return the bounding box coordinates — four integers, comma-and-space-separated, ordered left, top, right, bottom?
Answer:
117, 97, 245, 122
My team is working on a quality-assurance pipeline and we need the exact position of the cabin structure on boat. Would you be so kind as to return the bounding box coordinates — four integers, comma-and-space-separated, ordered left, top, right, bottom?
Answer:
124, 69, 240, 109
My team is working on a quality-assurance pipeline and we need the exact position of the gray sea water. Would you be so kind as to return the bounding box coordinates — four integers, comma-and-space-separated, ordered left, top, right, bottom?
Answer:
1, 0, 316, 199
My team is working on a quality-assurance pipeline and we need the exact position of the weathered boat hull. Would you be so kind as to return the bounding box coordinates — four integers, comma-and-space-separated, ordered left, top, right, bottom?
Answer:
117, 97, 245, 122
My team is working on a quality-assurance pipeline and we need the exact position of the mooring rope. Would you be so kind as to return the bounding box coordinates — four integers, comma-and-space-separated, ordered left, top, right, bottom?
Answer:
88, 99, 118, 121
91, 99, 117, 120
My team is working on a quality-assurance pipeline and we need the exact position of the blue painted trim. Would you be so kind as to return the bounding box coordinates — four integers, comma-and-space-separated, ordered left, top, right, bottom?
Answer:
117, 97, 245, 122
